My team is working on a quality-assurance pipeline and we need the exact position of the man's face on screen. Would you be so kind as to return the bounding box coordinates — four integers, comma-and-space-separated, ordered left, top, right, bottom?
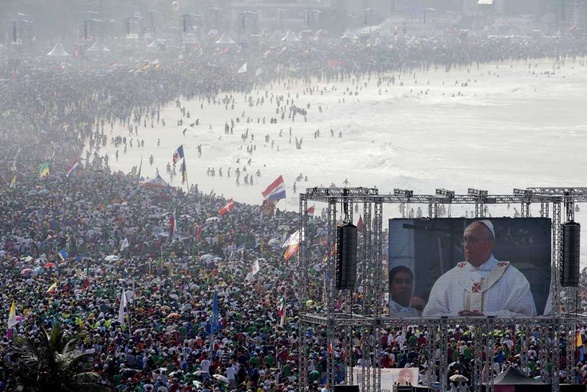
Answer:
462, 222, 494, 267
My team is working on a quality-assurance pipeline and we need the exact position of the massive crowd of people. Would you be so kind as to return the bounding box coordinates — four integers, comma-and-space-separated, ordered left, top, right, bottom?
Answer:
1, 24, 587, 391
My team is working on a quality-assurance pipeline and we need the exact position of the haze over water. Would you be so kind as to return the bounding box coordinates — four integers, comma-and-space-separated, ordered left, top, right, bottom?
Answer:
102, 57, 587, 260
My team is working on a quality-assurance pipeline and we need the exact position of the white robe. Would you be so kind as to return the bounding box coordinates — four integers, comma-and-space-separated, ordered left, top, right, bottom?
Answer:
422, 255, 536, 317
390, 300, 421, 317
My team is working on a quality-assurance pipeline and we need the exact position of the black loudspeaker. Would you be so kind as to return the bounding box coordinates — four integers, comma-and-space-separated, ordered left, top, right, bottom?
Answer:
561, 221, 580, 287
333, 386, 360, 392
336, 223, 357, 290
560, 384, 586, 392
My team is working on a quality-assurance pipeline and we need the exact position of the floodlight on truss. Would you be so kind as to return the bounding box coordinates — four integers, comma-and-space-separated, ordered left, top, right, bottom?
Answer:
467, 188, 488, 197
394, 189, 413, 198
435, 188, 455, 200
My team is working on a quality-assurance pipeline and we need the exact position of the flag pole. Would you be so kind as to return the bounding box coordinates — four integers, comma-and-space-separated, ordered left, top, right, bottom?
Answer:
183, 158, 189, 190
127, 294, 133, 336
137, 155, 143, 187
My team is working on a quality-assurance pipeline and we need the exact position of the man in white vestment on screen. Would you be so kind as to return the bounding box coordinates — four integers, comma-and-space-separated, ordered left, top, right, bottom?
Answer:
422, 220, 537, 317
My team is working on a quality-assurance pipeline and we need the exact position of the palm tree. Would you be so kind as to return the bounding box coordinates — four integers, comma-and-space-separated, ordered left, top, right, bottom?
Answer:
1, 322, 110, 392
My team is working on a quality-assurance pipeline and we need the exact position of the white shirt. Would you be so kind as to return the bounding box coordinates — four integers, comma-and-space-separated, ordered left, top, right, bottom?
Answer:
226, 365, 237, 380
422, 255, 536, 317
200, 358, 211, 373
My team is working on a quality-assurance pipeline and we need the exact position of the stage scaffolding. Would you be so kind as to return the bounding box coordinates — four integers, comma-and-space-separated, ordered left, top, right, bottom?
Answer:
297, 186, 587, 392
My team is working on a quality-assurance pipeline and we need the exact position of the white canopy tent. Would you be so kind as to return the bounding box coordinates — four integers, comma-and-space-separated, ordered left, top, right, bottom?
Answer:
281, 31, 300, 42
47, 42, 70, 57
215, 33, 236, 45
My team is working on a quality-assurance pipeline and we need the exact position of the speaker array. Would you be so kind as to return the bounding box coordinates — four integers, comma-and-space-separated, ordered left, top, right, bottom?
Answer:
561, 221, 580, 287
335, 223, 358, 290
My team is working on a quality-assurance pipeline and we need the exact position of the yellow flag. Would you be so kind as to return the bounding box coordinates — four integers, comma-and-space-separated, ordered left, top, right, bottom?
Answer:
47, 281, 58, 294
38, 162, 50, 178
578, 332, 583, 347
7, 301, 17, 328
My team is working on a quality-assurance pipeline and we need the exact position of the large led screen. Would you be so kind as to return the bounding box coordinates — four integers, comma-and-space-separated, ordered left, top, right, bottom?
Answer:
388, 218, 552, 318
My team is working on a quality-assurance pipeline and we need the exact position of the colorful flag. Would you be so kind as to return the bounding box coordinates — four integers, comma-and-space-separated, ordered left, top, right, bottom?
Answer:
278, 296, 286, 327
284, 243, 299, 261
7, 301, 17, 328
118, 289, 127, 324
47, 281, 58, 294
306, 205, 315, 217
58, 249, 67, 262
9, 175, 16, 189
172, 145, 184, 166
39, 161, 50, 178
245, 259, 260, 281
237, 62, 248, 74
218, 199, 235, 216
262, 175, 286, 200
282, 230, 300, 248
66, 159, 81, 177
283, 230, 301, 260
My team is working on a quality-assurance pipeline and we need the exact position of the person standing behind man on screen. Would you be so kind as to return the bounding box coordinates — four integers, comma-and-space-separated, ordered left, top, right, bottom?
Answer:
389, 266, 422, 317
422, 220, 536, 317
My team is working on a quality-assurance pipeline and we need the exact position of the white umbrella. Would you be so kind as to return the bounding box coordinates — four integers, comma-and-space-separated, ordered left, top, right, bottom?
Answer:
268, 239, 280, 246
213, 374, 229, 383
449, 374, 469, 383
153, 367, 167, 375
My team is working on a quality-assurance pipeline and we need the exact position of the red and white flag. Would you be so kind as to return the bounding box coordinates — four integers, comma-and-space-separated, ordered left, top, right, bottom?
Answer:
195, 224, 203, 242
245, 259, 260, 281
66, 159, 81, 177
357, 215, 364, 231
306, 205, 315, 217
278, 296, 286, 327
218, 199, 235, 216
